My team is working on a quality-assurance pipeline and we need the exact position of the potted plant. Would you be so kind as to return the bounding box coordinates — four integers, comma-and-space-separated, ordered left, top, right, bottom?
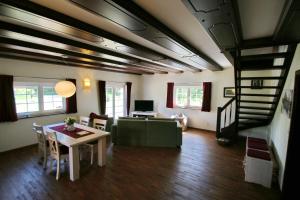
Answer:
64, 117, 76, 131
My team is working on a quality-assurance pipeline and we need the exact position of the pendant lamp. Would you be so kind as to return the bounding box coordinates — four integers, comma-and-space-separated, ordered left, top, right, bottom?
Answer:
55, 80, 76, 98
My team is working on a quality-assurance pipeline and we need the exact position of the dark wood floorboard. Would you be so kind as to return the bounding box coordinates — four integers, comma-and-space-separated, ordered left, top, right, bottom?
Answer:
0, 129, 281, 200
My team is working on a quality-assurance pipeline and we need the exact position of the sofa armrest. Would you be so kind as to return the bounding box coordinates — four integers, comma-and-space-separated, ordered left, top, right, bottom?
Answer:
176, 126, 182, 146
111, 124, 118, 144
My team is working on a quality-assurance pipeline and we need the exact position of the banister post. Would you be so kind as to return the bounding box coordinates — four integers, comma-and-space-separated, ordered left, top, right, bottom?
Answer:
216, 107, 222, 139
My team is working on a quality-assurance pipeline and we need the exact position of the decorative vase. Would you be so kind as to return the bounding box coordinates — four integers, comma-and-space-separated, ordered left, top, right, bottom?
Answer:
66, 124, 75, 131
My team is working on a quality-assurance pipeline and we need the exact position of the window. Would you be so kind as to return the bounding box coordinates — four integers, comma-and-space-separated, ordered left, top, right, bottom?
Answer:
105, 84, 125, 118
14, 81, 65, 118
174, 85, 203, 108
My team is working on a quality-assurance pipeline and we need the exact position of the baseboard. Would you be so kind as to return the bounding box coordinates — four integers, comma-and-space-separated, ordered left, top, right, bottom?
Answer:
0, 143, 38, 154
186, 126, 216, 134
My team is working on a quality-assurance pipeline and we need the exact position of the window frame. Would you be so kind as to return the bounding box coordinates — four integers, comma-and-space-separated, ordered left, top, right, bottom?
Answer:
174, 84, 203, 109
105, 83, 125, 119
14, 80, 66, 118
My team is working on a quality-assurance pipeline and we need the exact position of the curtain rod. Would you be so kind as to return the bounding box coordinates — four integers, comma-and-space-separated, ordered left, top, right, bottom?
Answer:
174, 82, 203, 85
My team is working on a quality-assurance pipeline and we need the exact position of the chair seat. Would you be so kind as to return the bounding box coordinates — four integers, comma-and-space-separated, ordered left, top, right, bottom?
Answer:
59, 145, 69, 155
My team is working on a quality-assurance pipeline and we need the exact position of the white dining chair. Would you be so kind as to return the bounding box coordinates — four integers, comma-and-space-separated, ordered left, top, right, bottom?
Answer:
93, 118, 107, 130
84, 118, 107, 165
47, 131, 69, 180
33, 123, 48, 169
79, 116, 90, 126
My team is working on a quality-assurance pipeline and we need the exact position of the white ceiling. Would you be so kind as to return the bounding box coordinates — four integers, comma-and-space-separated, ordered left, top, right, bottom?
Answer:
238, 0, 286, 40
30, 0, 232, 69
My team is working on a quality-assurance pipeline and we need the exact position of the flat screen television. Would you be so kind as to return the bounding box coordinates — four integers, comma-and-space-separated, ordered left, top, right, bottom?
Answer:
134, 100, 154, 111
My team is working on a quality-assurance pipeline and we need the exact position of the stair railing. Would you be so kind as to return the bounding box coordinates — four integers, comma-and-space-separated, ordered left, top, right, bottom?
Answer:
216, 97, 236, 138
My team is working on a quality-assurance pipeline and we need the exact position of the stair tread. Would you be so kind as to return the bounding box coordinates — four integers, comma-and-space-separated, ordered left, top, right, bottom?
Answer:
238, 76, 284, 80
239, 93, 279, 97
238, 123, 270, 130
238, 65, 285, 71
239, 116, 271, 120
239, 52, 289, 61
239, 111, 273, 116
238, 86, 281, 89
239, 120, 269, 124
239, 100, 276, 104
239, 106, 275, 110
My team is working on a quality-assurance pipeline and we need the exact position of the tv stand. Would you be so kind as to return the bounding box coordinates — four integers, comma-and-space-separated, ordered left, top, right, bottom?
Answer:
131, 111, 157, 118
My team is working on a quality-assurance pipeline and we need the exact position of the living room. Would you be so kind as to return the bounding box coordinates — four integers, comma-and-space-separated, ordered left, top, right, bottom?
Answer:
0, 0, 299, 199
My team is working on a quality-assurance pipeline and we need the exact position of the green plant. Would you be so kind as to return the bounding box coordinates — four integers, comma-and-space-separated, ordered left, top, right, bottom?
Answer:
64, 117, 76, 125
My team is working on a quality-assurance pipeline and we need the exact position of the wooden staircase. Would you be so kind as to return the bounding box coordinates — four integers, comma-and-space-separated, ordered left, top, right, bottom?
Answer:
216, 44, 297, 144
235, 44, 297, 131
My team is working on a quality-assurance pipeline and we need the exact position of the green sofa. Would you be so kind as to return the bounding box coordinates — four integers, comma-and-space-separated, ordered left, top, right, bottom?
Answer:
111, 118, 182, 147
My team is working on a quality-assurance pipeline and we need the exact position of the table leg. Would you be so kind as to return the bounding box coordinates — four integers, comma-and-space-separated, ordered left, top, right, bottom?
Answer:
98, 137, 106, 166
69, 145, 80, 181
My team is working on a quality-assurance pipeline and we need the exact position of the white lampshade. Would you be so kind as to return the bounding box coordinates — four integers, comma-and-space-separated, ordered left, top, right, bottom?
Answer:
55, 81, 76, 98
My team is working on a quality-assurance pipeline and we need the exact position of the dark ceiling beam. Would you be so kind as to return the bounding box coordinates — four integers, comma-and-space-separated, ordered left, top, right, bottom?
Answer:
182, 0, 242, 66
0, 0, 200, 72
0, 21, 158, 68
105, 0, 222, 71
273, 0, 300, 43
0, 46, 158, 74
0, 35, 171, 74
0, 53, 144, 75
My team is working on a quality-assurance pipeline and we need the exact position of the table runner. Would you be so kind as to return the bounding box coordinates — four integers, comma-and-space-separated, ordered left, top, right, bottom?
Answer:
50, 124, 94, 138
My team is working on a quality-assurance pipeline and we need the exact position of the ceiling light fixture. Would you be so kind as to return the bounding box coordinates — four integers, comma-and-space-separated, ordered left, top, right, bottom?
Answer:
55, 80, 76, 98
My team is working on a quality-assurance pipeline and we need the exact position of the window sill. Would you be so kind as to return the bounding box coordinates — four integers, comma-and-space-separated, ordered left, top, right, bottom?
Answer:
174, 106, 202, 110
17, 111, 70, 120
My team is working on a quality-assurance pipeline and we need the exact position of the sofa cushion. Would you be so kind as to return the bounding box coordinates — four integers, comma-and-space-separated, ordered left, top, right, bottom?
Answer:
118, 116, 146, 120
148, 117, 175, 121
117, 119, 147, 146
146, 120, 177, 147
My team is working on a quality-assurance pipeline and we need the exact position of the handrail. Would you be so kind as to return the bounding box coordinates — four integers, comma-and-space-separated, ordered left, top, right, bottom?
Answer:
216, 97, 236, 139
219, 97, 235, 112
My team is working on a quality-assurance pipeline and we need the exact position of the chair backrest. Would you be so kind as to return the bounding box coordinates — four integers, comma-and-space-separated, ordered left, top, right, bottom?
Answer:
79, 116, 90, 126
47, 131, 60, 158
33, 123, 47, 147
93, 118, 107, 130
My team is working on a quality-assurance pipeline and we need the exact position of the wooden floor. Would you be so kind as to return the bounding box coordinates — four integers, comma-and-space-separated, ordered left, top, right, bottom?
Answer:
0, 129, 281, 200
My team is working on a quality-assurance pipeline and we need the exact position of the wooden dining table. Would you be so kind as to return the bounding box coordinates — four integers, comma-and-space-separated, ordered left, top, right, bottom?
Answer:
44, 122, 110, 181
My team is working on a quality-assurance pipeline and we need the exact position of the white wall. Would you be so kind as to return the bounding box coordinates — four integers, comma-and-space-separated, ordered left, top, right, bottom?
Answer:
141, 68, 235, 131
270, 43, 300, 189
0, 58, 142, 152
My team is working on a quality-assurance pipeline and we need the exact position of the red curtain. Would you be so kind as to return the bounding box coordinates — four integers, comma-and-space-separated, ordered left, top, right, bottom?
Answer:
98, 80, 106, 115
0, 75, 18, 122
202, 82, 212, 112
66, 78, 77, 114
126, 82, 132, 116
166, 82, 174, 108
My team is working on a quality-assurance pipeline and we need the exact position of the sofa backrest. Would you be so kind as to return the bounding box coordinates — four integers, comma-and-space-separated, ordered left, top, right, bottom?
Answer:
146, 120, 178, 147
118, 117, 146, 120
148, 117, 175, 121
117, 119, 147, 146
